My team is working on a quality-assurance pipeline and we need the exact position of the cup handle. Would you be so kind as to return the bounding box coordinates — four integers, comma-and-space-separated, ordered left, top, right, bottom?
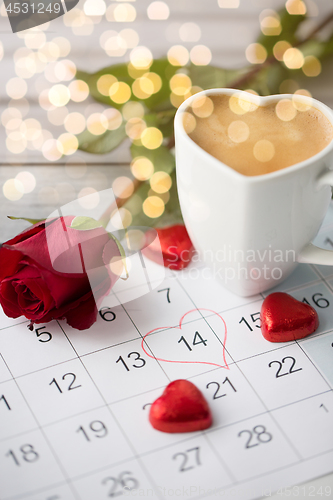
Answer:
297, 169, 333, 265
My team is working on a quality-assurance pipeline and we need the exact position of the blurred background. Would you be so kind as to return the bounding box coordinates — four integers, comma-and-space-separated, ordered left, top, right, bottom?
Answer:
1, 0, 333, 240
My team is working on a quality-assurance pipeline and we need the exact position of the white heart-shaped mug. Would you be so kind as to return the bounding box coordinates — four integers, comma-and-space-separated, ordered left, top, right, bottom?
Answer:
174, 89, 333, 296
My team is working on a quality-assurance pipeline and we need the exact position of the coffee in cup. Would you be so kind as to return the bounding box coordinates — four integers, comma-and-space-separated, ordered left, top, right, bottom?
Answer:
184, 93, 333, 176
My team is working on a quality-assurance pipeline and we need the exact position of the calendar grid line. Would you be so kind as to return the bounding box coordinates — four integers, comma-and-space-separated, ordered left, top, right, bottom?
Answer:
116, 294, 172, 383
295, 341, 333, 390
57, 321, 166, 500
2, 254, 333, 497
197, 446, 333, 500
202, 433, 237, 485
0, 353, 81, 500
0, 320, 27, 332
172, 277, 305, 473
5, 479, 71, 500
222, 360, 304, 461
175, 276, 236, 364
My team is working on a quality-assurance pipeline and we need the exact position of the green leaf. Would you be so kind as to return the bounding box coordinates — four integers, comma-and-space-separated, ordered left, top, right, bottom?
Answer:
108, 232, 129, 280
70, 216, 129, 279
76, 64, 133, 109
130, 144, 175, 175
7, 216, 45, 225
70, 216, 103, 231
77, 126, 127, 154
188, 64, 246, 90
256, 7, 306, 57
76, 58, 178, 112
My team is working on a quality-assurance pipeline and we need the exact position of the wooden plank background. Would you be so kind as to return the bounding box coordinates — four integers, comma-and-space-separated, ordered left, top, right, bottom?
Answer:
0, 0, 332, 239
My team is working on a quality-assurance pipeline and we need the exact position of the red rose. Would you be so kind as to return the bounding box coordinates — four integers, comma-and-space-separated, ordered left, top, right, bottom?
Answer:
0, 216, 121, 330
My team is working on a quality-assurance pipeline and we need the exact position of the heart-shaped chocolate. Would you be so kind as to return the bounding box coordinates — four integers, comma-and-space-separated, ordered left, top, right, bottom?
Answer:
149, 379, 212, 433
260, 292, 319, 342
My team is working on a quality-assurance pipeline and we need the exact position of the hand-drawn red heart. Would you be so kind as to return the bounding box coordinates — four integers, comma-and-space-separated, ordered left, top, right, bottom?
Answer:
149, 379, 212, 433
260, 292, 319, 342
141, 308, 228, 369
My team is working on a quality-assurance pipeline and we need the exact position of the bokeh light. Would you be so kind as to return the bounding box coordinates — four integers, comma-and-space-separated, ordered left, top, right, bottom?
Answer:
283, 48, 304, 69
150, 171, 172, 193
179, 23, 201, 42
147, 1, 170, 20
141, 127, 163, 149
170, 74, 192, 95
104, 108, 123, 130
131, 156, 154, 180
86, 113, 108, 135
97, 74, 118, 96
191, 96, 214, 118
190, 45, 212, 66
302, 55, 321, 77
64, 112, 86, 134
245, 43, 267, 64
68, 80, 89, 102
3, 179, 24, 201
260, 12, 281, 36
253, 140, 275, 162
58, 133, 79, 155
6, 78, 27, 99
125, 117, 147, 140
182, 111, 196, 134
228, 120, 250, 143
78, 187, 100, 209
275, 99, 297, 121
15, 171, 36, 193
143, 196, 165, 218
273, 41, 292, 61
112, 176, 135, 198
109, 82, 132, 104
285, 0, 307, 15
218, 0, 240, 7
167, 45, 189, 66
110, 207, 133, 229
49, 84, 70, 107
122, 101, 145, 120
130, 46, 153, 69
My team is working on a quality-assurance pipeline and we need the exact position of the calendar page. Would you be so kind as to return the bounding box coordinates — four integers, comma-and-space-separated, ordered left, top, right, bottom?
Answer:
1, 207, 333, 500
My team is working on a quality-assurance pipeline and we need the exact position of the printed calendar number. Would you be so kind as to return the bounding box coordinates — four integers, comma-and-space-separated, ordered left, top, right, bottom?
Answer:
268, 356, 302, 378
99, 308, 117, 322
206, 377, 237, 399
238, 425, 273, 449
302, 293, 330, 308
0, 394, 11, 410
49, 373, 82, 393
102, 471, 139, 496
116, 352, 146, 371
239, 313, 261, 331
158, 287, 171, 303
178, 331, 207, 351
173, 446, 201, 472
35, 326, 52, 343
76, 420, 108, 441
5, 444, 39, 465
320, 403, 329, 413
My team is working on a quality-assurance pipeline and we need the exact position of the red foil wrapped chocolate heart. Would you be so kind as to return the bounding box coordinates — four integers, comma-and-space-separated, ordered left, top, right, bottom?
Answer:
149, 379, 212, 433
260, 292, 319, 342
144, 225, 194, 270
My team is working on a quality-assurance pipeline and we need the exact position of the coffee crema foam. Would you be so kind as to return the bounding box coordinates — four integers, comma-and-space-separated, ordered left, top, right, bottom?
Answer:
185, 94, 333, 176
